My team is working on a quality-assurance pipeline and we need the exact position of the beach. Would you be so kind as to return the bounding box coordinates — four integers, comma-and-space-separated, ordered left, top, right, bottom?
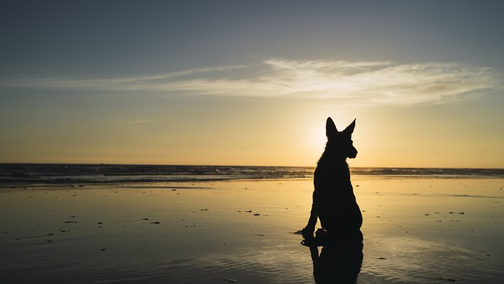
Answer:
1, 176, 503, 284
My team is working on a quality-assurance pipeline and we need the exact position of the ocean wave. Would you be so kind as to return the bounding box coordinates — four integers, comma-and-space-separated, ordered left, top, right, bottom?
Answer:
0, 164, 503, 187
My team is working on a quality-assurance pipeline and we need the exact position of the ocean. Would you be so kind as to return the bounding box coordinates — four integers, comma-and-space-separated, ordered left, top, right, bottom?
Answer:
1, 163, 503, 187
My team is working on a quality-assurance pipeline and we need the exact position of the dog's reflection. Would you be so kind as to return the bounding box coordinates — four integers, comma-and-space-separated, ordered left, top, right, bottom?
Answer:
303, 236, 363, 283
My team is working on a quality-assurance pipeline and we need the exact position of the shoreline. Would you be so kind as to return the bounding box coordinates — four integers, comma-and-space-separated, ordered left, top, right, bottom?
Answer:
2, 164, 504, 189
2, 173, 504, 190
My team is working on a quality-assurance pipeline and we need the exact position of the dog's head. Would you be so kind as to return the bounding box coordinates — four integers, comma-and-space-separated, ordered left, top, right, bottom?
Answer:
325, 117, 358, 159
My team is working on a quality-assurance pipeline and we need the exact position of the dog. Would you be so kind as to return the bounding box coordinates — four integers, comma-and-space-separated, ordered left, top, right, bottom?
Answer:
302, 117, 363, 241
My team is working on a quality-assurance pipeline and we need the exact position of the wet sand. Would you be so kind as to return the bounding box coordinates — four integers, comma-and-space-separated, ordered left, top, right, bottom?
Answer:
1, 177, 503, 283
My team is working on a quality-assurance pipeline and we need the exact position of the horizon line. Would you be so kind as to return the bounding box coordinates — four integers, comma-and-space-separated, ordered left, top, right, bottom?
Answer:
1, 162, 503, 170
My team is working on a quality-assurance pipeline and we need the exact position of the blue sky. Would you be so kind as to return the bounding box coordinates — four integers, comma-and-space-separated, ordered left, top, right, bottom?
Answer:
1, 0, 503, 167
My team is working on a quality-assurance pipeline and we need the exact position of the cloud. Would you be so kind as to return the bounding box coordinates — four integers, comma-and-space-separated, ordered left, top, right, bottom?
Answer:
258, 59, 496, 105
0, 58, 496, 107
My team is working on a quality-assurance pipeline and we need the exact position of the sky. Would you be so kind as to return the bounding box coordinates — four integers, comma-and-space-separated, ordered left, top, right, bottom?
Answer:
1, 0, 503, 168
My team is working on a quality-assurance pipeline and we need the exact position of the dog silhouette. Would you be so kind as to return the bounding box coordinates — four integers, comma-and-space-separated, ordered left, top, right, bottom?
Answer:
302, 117, 363, 241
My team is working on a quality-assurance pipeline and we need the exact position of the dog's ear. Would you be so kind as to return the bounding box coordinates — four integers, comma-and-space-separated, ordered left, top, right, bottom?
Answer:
326, 117, 338, 138
343, 119, 356, 135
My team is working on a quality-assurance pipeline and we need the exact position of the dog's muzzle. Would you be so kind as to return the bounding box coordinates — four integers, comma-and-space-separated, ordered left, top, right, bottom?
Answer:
348, 149, 358, 159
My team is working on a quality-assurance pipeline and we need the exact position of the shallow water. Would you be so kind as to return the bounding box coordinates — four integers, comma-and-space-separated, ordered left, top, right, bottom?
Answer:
1, 178, 503, 283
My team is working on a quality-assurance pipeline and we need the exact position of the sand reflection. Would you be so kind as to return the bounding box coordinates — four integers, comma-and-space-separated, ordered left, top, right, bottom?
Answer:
1, 178, 503, 283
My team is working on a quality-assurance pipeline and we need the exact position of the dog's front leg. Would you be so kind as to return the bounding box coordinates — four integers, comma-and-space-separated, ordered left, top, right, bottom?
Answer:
302, 206, 318, 238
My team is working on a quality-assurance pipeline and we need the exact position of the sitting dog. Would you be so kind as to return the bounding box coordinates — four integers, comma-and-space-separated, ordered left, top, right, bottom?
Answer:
302, 117, 363, 241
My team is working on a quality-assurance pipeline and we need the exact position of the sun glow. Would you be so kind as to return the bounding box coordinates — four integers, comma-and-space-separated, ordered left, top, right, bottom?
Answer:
307, 125, 327, 156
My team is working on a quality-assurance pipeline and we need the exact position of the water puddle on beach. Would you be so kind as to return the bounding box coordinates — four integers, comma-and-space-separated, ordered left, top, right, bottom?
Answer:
1, 178, 503, 283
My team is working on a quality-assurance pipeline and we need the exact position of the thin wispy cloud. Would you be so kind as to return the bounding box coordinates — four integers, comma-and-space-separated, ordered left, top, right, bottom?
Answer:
1, 59, 496, 107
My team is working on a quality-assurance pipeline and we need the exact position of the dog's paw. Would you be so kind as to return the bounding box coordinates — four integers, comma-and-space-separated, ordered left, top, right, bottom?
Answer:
301, 227, 315, 239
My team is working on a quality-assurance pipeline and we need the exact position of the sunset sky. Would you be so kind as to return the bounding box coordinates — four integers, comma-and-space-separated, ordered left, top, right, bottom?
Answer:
1, 1, 503, 168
